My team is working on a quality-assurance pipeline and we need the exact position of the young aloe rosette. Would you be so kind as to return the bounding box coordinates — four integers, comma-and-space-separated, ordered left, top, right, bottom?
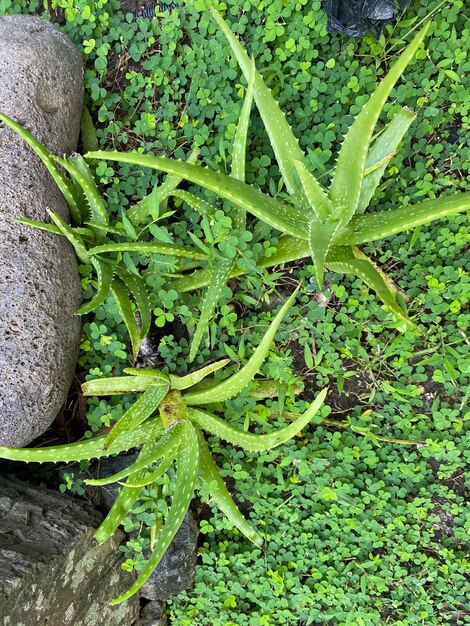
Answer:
0, 288, 327, 604
0, 112, 207, 358
85, 13, 469, 332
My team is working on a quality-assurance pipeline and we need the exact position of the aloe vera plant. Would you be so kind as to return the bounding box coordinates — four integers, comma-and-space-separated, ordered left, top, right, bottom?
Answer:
86, 13, 469, 333
0, 288, 326, 604
0, 112, 207, 357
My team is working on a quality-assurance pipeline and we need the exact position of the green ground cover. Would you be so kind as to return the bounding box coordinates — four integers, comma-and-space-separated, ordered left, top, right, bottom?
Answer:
1, 0, 469, 623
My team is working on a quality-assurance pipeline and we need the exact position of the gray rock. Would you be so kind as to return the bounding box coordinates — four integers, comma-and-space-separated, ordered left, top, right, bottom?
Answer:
0, 475, 140, 626
140, 601, 169, 626
0, 15, 83, 447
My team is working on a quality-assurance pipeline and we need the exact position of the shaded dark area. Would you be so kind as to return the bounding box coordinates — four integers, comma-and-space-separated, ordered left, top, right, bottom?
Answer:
323, 0, 411, 38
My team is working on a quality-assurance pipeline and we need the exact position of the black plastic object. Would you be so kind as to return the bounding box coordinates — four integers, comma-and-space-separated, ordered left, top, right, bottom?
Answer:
323, 0, 411, 38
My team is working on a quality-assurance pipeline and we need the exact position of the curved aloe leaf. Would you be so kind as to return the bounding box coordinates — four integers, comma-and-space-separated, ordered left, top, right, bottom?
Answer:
110, 421, 199, 605
187, 388, 326, 451
168, 359, 230, 390
335, 192, 470, 245
0, 111, 79, 221
327, 246, 415, 329
80, 105, 99, 153
0, 418, 163, 464
86, 423, 184, 486
210, 8, 306, 195
85, 152, 308, 239
123, 454, 176, 488
329, 24, 430, 226
88, 240, 208, 260
82, 372, 168, 396
189, 257, 235, 361
104, 379, 170, 449
358, 107, 416, 214
48, 210, 90, 263
114, 265, 151, 340
56, 154, 109, 229
76, 257, 114, 316
184, 287, 299, 405
110, 277, 142, 359
195, 427, 263, 547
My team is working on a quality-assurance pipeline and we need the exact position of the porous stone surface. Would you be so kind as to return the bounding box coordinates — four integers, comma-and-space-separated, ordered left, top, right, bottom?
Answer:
0, 15, 83, 447
0, 475, 140, 626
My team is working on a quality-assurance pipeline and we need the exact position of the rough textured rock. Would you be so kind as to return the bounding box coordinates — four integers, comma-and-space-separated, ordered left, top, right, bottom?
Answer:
0, 15, 83, 447
140, 600, 169, 626
0, 475, 140, 626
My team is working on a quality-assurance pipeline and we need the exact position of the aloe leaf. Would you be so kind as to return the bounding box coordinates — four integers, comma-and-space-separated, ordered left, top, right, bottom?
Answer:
114, 266, 151, 340
109, 421, 199, 605
128, 147, 200, 225
86, 423, 184, 486
95, 440, 155, 545
293, 160, 333, 222
335, 192, 470, 245
329, 24, 430, 226
56, 154, 109, 229
48, 210, 90, 263
82, 372, 169, 396
168, 359, 230, 390
184, 287, 299, 405
76, 257, 114, 316
16, 219, 94, 240
104, 380, 170, 449
187, 388, 326, 451
85, 152, 308, 238
172, 190, 217, 221
122, 453, 175, 488
210, 8, 306, 195
80, 105, 99, 152
89, 240, 208, 260
189, 257, 235, 361
195, 427, 263, 547
230, 56, 256, 231
327, 246, 415, 329
0, 418, 163, 464
358, 107, 416, 214
0, 111, 79, 221
308, 219, 341, 287
110, 277, 142, 359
